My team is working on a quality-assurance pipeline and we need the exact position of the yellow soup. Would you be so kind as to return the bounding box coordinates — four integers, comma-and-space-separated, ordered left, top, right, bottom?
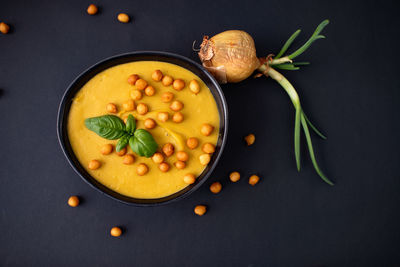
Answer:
67, 61, 220, 199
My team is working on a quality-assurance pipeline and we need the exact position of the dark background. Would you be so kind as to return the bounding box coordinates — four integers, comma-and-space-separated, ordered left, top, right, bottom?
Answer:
1, 0, 399, 266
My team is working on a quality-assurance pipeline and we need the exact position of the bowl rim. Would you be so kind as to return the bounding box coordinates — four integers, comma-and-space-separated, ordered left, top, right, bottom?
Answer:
57, 51, 228, 206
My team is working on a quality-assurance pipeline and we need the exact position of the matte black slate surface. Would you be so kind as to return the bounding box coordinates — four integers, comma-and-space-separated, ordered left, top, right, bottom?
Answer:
0, 0, 399, 266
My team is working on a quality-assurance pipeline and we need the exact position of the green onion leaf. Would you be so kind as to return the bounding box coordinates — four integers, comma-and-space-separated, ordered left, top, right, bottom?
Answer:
302, 111, 327, 139
275, 29, 301, 59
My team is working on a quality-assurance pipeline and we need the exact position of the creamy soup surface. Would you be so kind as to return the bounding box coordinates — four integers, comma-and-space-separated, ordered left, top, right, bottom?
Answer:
68, 61, 220, 199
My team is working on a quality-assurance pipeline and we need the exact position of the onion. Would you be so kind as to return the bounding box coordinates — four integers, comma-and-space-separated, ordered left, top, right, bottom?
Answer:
197, 20, 334, 185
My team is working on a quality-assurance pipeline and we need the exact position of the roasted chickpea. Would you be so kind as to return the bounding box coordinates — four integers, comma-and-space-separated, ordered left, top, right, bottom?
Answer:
161, 92, 174, 103
116, 147, 127, 156
249, 174, 260, 186
194, 205, 207, 216
68, 196, 80, 207
117, 13, 130, 23
175, 161, 186, 169
0, 22, 10, 34
202, 143, 215, 154
152, 152, 164, 164
176, 151, 189, 162
106, 103, 118, 113
245, 134, 255, 146
158, 162, 170, 172
229, 171, 241, 182
130, 89, 142, 100
144, 86, 155, 96
183, 173, 196, 184
136, 163, 149, 176
189, 80, 200, 94
162, 143, 174, 157
144, 118, 156, 129
172, 79, 185, 91
162, 75, 173, 86
200, 123, 214, 136
172, 112, 184, 123
136, 103, 148, 115
209, 182, 222, 194
186, 137, 199, 149
135, 79, 147, 90
100, 144, 113, 155
110, 227, 122, 237
152, 70, 163, 81
127, 74, 139, 85
87, 4, 98, 15
199, 154, 211, 165
170, 100, 183, 111
88, 159, 101, 170
157, 112, 169, 122
122, 154, 135, 165
122, 99, 135, 111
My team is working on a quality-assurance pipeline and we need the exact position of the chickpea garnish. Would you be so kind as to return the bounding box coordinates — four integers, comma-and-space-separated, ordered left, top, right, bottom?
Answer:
176, 151, 189, 162
189, 80, 200, 94
110, 226, 122, 237
162, 75, 174, 86
161, 92, 174, 103
117, 13, 130, 23
202, 143, 215, 154
122, 154, 135, 165
87, 4, 98, 15
175, 161, 186, 169
199, 154, 211, 165
194, 205, 207, 216
172, 112, 184, 123
136, 163, 149, 176
127, 74, 139, 85
68, 196, 80, 207
88, 160, 101, 170
0, 22, 10, 34
200, 123, 214, 136
229, 171, 241, 182
186, 137, 199, 149
245, 134, 255, 146
106, 103, 118, 113
162, 143, 174, 156
170, 100, 183, 111
116, 147, 127, 156
249, 174, 260, 186
144, 118, 156, 129
122, 99, 135, 111
144, 86, 155, 96
183, 173, 196, 184
158, 162, 170, 172
209, 182, 222, 194
130, 89, 142, 100
157, 112, 169, 122
136, 103, 148, 115
100, 144, 113, 155
135, 79, 147, 90
152, 152, 164, 164
152, 70, 163, 81
172, 79, 185, 91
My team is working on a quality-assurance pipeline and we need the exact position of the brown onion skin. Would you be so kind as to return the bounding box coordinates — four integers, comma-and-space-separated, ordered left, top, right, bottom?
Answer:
198, 30, 260, 83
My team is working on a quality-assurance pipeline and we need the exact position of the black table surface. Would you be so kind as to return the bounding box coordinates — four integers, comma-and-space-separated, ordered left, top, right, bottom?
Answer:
1, 0, 399, 266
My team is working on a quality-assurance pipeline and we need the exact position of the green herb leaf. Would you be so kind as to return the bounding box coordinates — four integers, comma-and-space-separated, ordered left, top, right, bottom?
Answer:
84, 115, 126, 140
275, 29, 301, 59
129, 129, 158, 157
116, 134, 130, 152
125, 114, 136, 135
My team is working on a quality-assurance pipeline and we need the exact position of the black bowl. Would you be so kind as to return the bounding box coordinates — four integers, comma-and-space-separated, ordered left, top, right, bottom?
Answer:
57, 51, 228, 206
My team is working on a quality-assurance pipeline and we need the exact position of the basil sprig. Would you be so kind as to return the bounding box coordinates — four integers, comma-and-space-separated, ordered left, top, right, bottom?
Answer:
84, 114, 158, 157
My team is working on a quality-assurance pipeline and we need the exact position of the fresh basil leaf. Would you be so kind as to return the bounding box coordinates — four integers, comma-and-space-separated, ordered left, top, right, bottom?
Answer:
125, 114, 136, 135
116, 134, 130, 152
129, 129, 158, 157
84, 115, 126, 140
